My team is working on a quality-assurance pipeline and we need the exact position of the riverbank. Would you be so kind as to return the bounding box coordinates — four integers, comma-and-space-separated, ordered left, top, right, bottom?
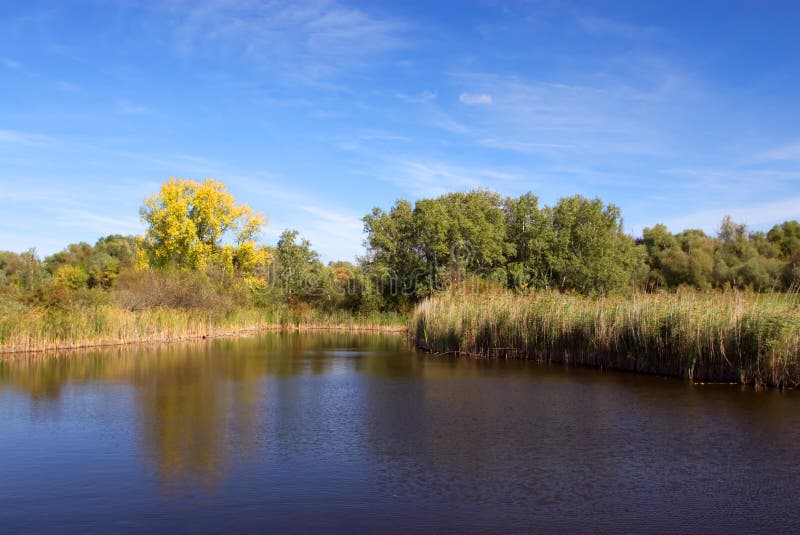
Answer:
411, 289, 800, 388
0, 306, 406, 354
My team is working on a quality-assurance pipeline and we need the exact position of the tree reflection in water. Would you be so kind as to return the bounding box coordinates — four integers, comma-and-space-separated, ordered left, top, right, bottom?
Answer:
0, 332, 410, 494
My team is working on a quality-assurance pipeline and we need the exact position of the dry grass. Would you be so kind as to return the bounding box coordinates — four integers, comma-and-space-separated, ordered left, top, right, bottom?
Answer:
0, 306, 406, 354
411, 288, 800, 387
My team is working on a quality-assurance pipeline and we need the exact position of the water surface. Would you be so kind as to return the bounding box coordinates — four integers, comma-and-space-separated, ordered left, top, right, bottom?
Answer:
1, 333, 799, 534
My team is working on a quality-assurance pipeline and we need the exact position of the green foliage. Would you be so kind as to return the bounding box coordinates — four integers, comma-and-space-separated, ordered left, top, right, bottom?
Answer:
363, 190, 511, 307
783, 250, 800, 289
273, 230, 326, 303
0, 251, 23, 288
641, 227, 716, 289
544, 195, 643, 294
713, 216, 784, 290
2, 176, 799, 338
638, 217, 798, 292
329, 261, 386, 314
42, 235, 138, 290
18, 249, 48, 293
364, 190, 643, 299
504, 192, 550, 290
362, 199, 425, 309
53, 264, 89, 290
767, 220, 800, 260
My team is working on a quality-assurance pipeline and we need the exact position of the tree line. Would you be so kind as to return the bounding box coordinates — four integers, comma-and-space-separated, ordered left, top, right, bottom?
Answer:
363, 190, 799, 307
1, 180, 798, 318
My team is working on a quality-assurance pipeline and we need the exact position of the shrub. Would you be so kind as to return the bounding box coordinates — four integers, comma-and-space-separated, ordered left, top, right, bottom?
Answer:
113, 268, 250, 313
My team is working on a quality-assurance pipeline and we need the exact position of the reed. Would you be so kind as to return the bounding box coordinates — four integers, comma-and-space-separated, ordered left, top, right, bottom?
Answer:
411, 288, 800, 387
0, 305, 406, 354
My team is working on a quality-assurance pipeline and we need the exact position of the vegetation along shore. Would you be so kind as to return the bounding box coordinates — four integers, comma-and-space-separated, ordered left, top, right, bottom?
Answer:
412, 287, 800, 388
2, 178, 799, 387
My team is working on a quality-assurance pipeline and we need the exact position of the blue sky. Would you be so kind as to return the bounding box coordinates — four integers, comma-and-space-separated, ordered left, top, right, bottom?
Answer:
1, 0, 799, 261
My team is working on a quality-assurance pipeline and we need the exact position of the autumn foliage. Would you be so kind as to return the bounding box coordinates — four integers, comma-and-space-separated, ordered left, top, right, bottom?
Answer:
139, 178, 268, 274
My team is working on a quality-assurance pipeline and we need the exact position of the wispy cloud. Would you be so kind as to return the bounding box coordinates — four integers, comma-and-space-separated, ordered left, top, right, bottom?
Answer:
376, 158, 523, 197
116, 100, 152, 115
0, 178, 145, 251
658, 166, 800, 194
447, 65, 696, 157
396, 90, 437, 103
756, 141, 800, 162
660, 197, 800, 234
1, 58, 20, 69
479, 138, 574, 152
578, 15, 661, 40
207, 169, 368, 261
0, 129, 48, 145
164, 0, 410, 86
459, 92, 492, 105
56, 80, 80, 92
335, 130, 411, 152
53, 208, 142, 233
427, 108, 471, 135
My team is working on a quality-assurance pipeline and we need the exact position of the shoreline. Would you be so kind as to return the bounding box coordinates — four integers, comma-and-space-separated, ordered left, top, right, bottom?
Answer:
415, 343, 748, 387
0, 320, 409, 357
411, 290, 800, 389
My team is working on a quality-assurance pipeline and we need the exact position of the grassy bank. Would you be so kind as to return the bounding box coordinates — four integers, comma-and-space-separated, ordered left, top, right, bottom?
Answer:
0, 305, 406, 354
412, 289, 800, 388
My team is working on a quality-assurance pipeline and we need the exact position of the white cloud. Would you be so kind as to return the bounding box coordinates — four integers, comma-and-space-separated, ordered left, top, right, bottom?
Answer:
578, 16, 660, 40
659, 197, 800, 234
478, 138, 574, 153
376, 158, 523, 197
54, 208, 143, 234
396, 90, 437, 103
213, 170, 367, 261
459, 92, 493, 105
56, 80, 80, 92
260, 202, 365, 262
165, 1, 409, 86
658, 167, 800, 193
756, 141, 800, 162
0, 129, 48, 145
446, 65, 698, 157
117, 100, 151, 115
1, 58, 20, 69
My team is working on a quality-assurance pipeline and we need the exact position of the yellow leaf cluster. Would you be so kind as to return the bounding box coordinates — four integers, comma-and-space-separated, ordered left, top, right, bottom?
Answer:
140, 178, 268, 274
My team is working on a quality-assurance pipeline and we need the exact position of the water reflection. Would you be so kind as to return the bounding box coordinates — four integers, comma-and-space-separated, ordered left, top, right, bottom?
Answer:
0, 333, 413, 493
1, 333, 799, 534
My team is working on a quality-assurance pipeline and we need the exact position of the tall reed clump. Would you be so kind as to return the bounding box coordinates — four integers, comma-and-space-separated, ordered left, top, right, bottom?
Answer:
411, 288, 800, 387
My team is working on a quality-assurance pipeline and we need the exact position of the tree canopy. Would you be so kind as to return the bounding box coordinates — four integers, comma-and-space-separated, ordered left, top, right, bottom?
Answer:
2, 180, 799, 319
139, 178, 267, 272
363, 190, 644, 300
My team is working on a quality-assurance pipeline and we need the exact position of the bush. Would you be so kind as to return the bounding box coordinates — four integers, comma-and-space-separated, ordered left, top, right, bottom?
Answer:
113, 268, 250, 313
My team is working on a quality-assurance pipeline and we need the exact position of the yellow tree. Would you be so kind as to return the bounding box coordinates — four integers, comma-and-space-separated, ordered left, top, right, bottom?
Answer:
140, 178, 268, 272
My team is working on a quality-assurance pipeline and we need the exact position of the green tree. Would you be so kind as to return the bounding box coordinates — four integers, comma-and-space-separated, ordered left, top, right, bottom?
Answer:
713, 216, 782, 290
362, 199, 426, 308
18, 249, 47, 293
767, 220, 800, 260
44, 242, 94, 274
274, 230, 324, 301
544, 195, 643, 294
639, 224, 678, 289
414, 190, 510, 290
504, 192, 552, 290
363, 190, 511, 303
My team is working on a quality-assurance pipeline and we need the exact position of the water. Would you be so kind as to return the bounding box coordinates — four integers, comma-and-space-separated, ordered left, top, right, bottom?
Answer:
1, 332, 799, 534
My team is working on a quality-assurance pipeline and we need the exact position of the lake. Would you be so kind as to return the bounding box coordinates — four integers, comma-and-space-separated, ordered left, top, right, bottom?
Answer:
1, 332, 799, 534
